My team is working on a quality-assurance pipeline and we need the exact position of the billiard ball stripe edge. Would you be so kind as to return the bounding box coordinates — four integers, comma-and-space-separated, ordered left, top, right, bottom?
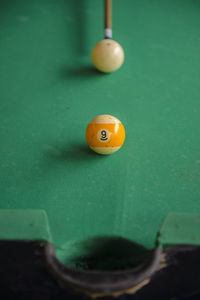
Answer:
90, 146, 121, 155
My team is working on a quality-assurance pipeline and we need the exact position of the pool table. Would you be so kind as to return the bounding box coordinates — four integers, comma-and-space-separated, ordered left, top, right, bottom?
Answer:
0, 0, 200, 298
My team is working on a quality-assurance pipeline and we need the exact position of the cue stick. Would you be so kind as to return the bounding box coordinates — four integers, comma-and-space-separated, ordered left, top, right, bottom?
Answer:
104, 0, 112, 39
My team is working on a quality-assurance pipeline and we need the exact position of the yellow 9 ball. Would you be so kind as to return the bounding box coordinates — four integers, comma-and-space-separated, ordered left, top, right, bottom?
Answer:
85, 114, 125, 155
91, 39, 124, 73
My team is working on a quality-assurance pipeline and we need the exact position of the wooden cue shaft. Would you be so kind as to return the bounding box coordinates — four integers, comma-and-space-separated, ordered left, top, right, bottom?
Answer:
105, 0, 112, 31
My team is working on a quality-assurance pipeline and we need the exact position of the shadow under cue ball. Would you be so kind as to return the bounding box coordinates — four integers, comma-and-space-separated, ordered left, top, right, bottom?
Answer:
91, 39, 124, 73
85, 114, 125, 155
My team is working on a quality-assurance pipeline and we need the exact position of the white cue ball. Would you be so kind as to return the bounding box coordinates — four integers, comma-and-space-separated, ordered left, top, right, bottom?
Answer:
91, 39, 124, 73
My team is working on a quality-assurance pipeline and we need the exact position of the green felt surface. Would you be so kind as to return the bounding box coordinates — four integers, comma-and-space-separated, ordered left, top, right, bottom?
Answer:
0, 210, 52, 241
158, 213, 200, 246
0, 0, 200, 249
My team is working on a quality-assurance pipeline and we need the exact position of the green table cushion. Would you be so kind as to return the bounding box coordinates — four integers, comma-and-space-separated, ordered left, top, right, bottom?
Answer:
158, 213, 200, 246
0, 209, 52, 241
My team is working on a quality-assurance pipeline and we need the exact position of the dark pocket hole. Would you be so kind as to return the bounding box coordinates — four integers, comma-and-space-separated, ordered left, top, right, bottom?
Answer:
61, 236, 152, 271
